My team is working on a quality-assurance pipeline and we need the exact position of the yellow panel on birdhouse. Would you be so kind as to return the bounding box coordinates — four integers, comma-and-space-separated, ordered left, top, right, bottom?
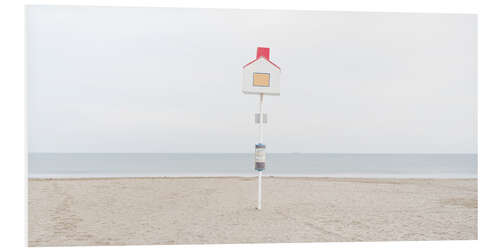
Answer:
253, 73, 270, 87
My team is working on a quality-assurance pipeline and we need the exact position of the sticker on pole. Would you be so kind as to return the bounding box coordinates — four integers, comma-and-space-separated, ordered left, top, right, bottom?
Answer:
255, 144, 266, 171
254, 113, 268, 124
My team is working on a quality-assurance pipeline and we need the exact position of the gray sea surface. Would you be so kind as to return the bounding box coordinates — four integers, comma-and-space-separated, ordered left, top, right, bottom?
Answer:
28, 153, 477, 179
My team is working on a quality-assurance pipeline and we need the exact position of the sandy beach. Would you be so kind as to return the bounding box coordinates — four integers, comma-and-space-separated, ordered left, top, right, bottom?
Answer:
28, 177, 477, 246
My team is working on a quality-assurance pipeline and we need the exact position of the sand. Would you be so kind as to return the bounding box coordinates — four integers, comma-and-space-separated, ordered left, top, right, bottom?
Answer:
28, 177, 477, 246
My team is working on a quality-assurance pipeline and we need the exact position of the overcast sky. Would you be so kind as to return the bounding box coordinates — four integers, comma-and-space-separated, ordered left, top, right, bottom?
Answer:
27, 6, 476, 153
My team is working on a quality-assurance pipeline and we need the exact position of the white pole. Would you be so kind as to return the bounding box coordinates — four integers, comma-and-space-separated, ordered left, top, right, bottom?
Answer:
259, 93, 264, 143
258, 171, 262, 210
258, 93, 264, 210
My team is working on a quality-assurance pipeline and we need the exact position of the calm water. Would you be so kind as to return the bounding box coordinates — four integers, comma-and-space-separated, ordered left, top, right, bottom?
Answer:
28, 153, 477, 179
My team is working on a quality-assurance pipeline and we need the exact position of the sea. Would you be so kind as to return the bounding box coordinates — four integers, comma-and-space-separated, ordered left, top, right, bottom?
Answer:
28, 153, 477, 179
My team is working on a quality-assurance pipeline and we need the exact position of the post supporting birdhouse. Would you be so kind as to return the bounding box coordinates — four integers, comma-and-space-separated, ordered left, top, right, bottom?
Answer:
258, 93, 264, 210
242, 47, 281, 210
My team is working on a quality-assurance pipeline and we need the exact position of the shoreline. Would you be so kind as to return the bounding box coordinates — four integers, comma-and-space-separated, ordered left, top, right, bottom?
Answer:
28, 176, 478, 181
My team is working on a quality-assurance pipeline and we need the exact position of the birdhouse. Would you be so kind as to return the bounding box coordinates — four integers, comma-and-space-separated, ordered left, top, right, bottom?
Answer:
242, 47, 281, 96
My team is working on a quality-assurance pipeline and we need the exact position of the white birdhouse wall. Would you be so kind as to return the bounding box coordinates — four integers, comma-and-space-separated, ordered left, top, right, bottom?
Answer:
242, 58, 281, 96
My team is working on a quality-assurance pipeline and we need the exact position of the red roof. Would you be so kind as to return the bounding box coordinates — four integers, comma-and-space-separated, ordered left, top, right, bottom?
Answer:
243, 47, 281, 70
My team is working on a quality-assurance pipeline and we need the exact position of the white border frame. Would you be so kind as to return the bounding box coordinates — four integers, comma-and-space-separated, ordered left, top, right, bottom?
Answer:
1, 1, 498, 250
